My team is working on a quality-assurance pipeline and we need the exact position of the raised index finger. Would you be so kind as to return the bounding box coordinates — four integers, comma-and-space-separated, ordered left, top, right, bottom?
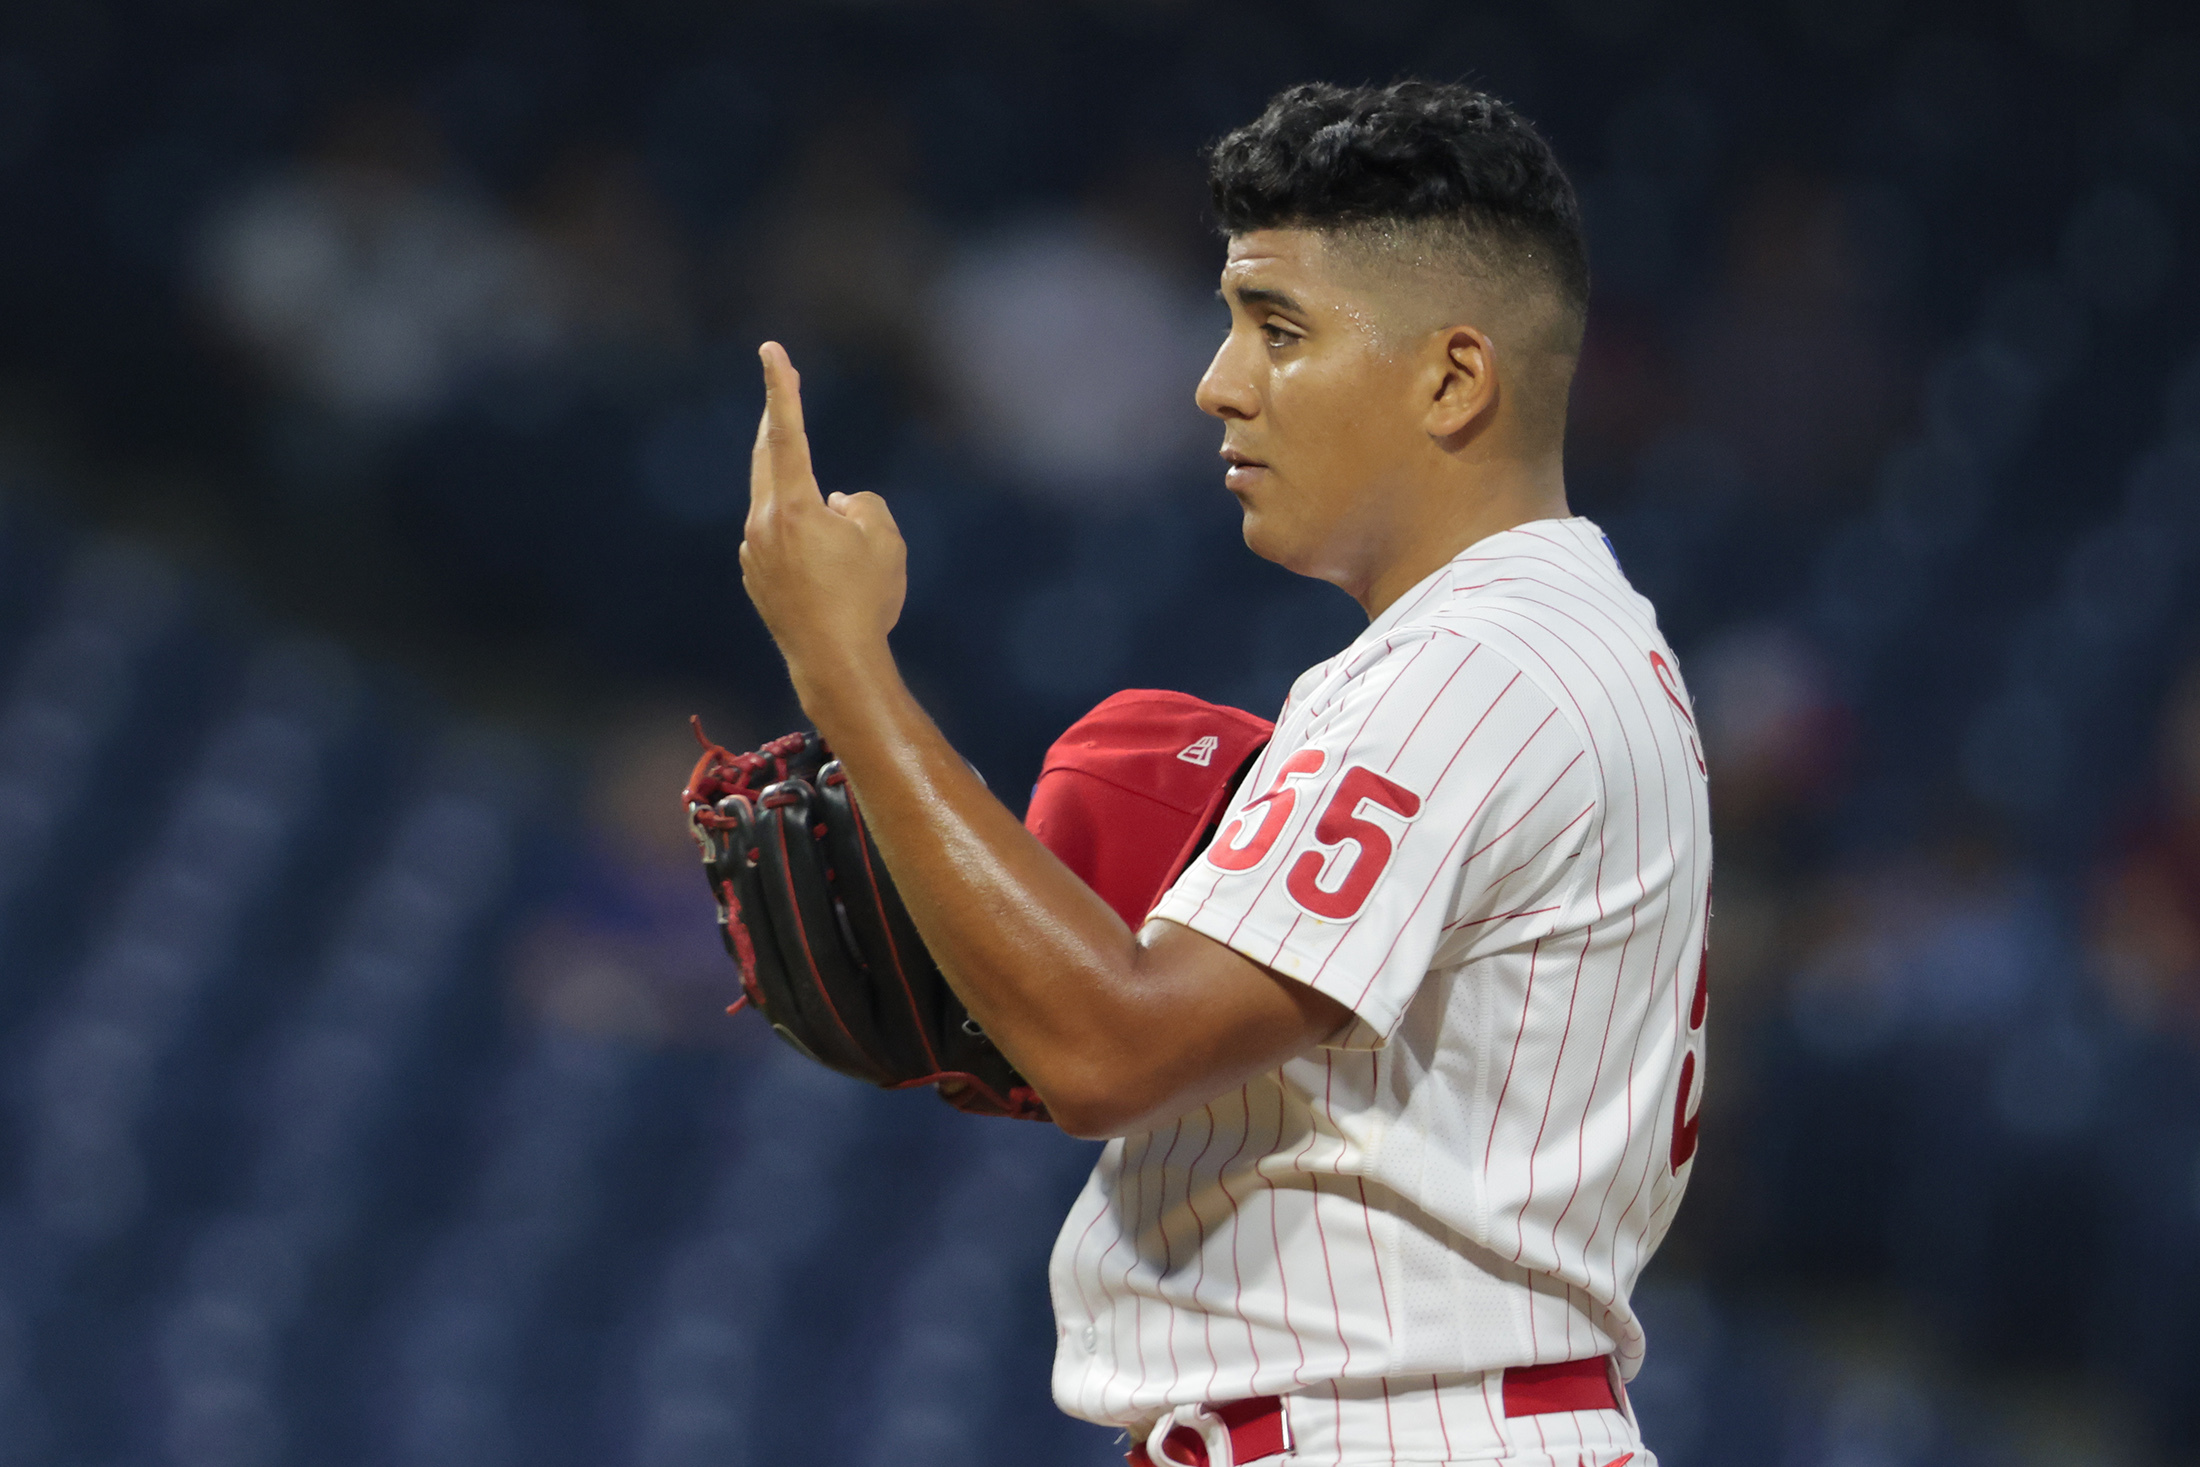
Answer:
752, 340, 819, 512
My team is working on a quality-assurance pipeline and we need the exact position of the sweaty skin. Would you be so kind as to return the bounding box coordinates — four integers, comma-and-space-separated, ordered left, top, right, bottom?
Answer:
738, 228, 1571, 1139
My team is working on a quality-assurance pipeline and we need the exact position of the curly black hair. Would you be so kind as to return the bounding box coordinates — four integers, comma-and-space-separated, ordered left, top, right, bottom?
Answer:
1206, 80, 1589, 326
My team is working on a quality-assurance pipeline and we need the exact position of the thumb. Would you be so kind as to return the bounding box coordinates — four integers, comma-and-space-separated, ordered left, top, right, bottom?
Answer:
828, 490, 900, 537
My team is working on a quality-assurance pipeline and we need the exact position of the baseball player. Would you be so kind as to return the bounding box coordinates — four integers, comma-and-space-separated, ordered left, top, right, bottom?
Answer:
737, 80, 1710, 1467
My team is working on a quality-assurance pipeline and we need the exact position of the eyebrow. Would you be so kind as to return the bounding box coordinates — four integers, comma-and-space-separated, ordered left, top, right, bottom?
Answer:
1219, 284, 1308, 314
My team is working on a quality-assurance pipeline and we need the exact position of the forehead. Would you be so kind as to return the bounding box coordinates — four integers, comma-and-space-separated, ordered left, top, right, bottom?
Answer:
1220, 228, 1354, 299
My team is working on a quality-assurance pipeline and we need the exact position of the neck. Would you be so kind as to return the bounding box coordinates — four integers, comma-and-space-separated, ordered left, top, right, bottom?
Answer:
1354, 452, 1569, 619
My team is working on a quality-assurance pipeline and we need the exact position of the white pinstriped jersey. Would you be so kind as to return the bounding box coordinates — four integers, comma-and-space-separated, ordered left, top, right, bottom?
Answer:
1049, 517, 1712, 1430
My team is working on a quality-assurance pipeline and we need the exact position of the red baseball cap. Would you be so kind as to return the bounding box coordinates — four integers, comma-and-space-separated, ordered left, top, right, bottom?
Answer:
1024, 690, 1274, 928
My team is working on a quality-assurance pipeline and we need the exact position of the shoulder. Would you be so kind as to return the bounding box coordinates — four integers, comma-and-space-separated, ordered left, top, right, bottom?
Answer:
1293, 620, 1505, 736
1366, 522, 1646, 650
1439, 523, 1651, 632
1286, 521, 1668, 752
1285, 621, 1593, 804
1413, 522, 1673, 760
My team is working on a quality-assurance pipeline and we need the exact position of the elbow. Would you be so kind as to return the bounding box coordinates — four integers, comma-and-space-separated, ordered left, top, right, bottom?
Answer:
1047, 1098, 1141, 1142
1050, 1105, 1156, 1143
1036, 1061, 1184, 1141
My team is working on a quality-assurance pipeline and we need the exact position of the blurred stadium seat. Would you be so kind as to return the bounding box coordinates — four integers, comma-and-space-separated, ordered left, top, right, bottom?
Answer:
0, 2, 2193, 1463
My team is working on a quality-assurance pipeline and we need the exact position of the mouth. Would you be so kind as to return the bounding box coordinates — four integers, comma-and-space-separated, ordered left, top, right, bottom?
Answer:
1220, 446, 1268, 493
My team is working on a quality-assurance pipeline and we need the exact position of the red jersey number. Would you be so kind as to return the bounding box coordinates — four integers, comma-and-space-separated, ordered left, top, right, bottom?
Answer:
1285, 766, 1423, 920
1669, 934, 1710, 1173
1207, 748, 1327, 872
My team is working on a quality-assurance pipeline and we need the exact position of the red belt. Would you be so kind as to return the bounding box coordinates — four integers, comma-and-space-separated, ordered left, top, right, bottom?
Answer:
1502, 1356, 1624, 1416
1126, 1396, 1289, 1467
1124, 1357, 1621, 1466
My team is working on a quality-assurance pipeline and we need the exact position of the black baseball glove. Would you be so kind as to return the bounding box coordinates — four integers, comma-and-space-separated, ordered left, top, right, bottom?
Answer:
683, 724, 1047, 1120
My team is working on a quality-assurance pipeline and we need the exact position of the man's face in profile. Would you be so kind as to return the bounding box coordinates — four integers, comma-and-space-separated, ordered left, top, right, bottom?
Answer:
1196, 229, 1433, 590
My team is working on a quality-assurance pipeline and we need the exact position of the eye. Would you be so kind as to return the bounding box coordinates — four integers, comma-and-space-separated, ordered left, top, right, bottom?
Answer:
1259, 320, 1299, 349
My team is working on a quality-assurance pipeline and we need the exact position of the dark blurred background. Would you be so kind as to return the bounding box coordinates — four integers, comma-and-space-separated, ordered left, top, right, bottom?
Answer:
0, 0, 2195, 1463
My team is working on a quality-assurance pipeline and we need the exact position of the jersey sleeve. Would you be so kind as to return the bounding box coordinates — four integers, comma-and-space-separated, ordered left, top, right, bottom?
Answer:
1149, 630, 1598, 1049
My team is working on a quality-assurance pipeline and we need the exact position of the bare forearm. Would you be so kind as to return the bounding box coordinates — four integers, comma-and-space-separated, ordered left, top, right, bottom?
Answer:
791, 645, 1152, 1104
738, 341, 1349, 1136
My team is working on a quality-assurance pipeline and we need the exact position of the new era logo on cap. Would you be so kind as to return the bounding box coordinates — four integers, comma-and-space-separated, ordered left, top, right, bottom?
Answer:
1177, 735, 1220, 767
1025, 692, 1273, 929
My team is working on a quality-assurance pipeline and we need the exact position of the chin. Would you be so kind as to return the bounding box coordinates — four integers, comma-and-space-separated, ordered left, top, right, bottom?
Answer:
1238, 510, 1311, 576
1237, 506, 1277, 561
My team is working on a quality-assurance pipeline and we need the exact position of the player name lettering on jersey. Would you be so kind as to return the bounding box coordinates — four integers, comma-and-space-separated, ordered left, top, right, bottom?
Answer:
1049, 517, 1713, 1431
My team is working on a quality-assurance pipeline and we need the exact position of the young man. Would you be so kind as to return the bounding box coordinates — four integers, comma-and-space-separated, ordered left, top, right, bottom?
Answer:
739, 81, 1709, 1467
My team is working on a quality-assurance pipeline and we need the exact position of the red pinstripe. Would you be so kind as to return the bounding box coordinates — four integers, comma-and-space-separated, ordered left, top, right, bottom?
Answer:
1263, 1089, 1309, 1383
1444, 903, 1562, 932
1117, 1131, 1156, 1415
1150, 1116, 1192, 1390
1327, 1054, 1395, 1400
1442, 599, 1634, 1293
1327, 704, 1569, 1008
1510, 928, 1598, 1262
1500, 574, 1706, 1287
1483, 935, 1543, 1177
1292, 707, 1584, 1028
1353, 1174, 1393, 1341
1547, 579, 1706, 1336
1354, 1048, 1394, 1340
1584, 897, 1683, 1292
1069, 522, 1708, 1434
1388, 566, 1462, 625
1063, 1188, 1110, 1405
1265, 910, 1305, 973
1177, 688, 1359, 928
1178, 1105, 1222, 1392
1384, 643, 1482, 774
1223, 638, 1435, 948
1463, 752, 1588, 864
1450, 624, 1612, 921
1620, 804, 1708, 1271
1289, 1058, 1350, 1386
1479, 545, 1647, 627
1490, 594, 1659, 1276
1176, 652, 1377, 930
1210, 1087, 1263, 1390
1548, 892, 1645, 1272
1486, 565, 1688, 1251
1459, 578, 1669, 1338
1479, 804, 1593, 893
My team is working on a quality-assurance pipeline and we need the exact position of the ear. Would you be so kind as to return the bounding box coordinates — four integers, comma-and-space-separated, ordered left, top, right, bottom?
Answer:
1423, 324, 1498, 444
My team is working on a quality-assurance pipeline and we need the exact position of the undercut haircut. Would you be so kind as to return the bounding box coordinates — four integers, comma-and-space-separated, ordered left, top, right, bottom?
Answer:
1206, 81, 1590, 357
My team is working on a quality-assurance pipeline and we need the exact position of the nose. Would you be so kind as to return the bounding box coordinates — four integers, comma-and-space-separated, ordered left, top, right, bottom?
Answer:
1194, 332, 1256, 421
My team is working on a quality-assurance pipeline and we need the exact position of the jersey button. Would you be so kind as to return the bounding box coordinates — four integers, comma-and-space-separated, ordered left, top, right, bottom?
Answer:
1081, 1324, 1099, 1353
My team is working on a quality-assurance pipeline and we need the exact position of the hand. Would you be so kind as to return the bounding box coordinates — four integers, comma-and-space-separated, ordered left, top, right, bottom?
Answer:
739, 342, 908, 702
